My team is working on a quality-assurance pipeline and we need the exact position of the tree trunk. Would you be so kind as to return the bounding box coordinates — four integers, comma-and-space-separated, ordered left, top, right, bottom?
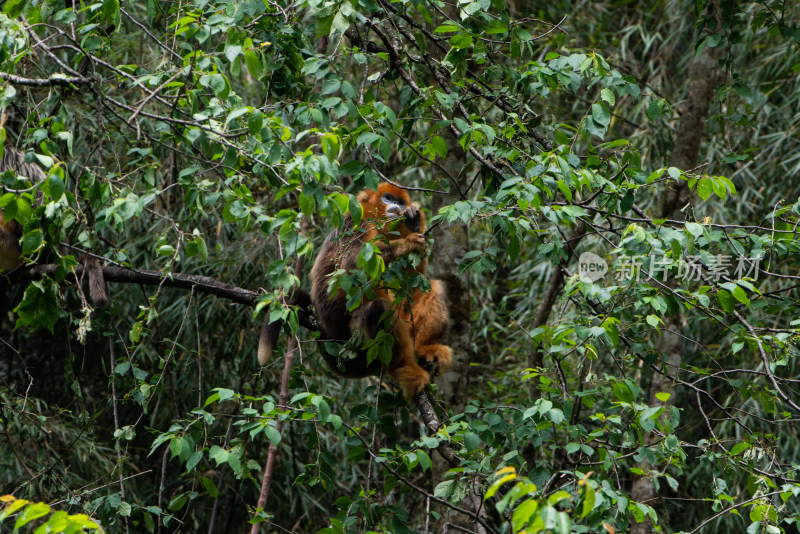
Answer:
431, 133, 471, 410
630, 47, 720, 534
429, 134, 472, 532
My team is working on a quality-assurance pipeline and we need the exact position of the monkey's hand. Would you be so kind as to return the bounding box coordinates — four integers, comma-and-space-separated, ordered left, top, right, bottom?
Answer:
398, 232, 426, 256
380, 232, 426, 262
418, 345, 452, 378
403, 203, 424, 234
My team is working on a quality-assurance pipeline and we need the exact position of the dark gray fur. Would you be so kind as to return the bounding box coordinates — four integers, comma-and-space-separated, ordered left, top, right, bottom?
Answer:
309, 220, 388, 377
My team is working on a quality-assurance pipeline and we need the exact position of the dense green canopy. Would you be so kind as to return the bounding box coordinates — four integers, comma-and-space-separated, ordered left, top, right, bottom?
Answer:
2, 0, 800, 532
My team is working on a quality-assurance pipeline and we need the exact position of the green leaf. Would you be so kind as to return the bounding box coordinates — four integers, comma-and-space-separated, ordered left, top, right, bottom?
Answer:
331, 11, 349, 34
434, 24, 459, 33
224, 44, 242, 63
248, 110, 264, 135
209, 446, 229, 466
434, 479, 455, 499
600, 88, 615, 106
2, 497, 30, 519
730, 441, 750, 456
486, 20, 508, 35
216, 388, 235, 401
646, 98, 666, 120
731, 285, 750, 306
185, 237, 208, 260
321, 78, 341, 95
512, 499, 537, 532
226, 106, 250, 125
697, 178, 713, 201
3, 0, 28, 18
612, 381, 634, 403
118, 501, 132, 517
209, 74, 230, 99
581, 483, 595, 518
655, 392, 671, 403
265, 425, 281, 445
21, 228, 43, 256
708, 177, 725, 200
417, 450, 432, 472
717, 289, 735, 313
450, 34, 473, 49
340, 160, 364, 176
244, 50, 263, 78
685, 222, 703, 238
315, 14, 333, 37
759, 392, 777, 414
48, 174, 64, 201
169, 436, 183, 459
168, 494, 188, 512
101, 0, 120, 26
591, 102, 611, 127
15, 502, 50, 527
356, 132, 380, 146
200, 476, 219, 498
429, 136, 447, 159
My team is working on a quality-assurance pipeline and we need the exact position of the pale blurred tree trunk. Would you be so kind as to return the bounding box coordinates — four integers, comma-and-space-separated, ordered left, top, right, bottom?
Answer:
630, 45, 721, 534
431, 136, 470, 411
428, 134, 473, 533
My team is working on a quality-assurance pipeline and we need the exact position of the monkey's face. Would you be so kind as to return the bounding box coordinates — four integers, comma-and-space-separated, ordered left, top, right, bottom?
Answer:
381, 191, 406, 219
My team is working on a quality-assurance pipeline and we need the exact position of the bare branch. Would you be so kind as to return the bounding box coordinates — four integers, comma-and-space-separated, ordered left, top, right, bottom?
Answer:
0, 72, 93, 87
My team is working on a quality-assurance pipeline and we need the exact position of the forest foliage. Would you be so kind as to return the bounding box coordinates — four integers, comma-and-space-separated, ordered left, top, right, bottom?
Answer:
1, 0, 800, 533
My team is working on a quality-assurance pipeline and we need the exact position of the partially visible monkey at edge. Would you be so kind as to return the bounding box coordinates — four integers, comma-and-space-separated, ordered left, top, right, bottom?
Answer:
260, 182, 451, 400
0, 143, 107, 307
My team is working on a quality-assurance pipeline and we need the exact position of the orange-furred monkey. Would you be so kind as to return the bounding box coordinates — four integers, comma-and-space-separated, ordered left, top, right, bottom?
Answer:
260, 183, 451, 400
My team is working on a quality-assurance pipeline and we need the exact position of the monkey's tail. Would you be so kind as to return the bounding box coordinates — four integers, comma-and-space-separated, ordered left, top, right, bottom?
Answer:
257, 289, 313, 364
84, 257, 108, 307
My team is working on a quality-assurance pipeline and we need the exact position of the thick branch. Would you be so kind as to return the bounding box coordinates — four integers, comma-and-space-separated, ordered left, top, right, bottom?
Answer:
414, 391, 459, 465
9, 263, 317, 330
12, 263, 257, 304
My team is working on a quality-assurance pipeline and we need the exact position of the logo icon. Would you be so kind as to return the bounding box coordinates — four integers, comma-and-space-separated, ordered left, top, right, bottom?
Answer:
578, 252, 608, 282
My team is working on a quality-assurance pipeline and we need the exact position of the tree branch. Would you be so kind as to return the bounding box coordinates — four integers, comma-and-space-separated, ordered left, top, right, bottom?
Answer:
0, 72, 93, 87
9, 263, 317, 330
12, 263, 257, 304
250, 216, 310, 531
414, 391, 459, 466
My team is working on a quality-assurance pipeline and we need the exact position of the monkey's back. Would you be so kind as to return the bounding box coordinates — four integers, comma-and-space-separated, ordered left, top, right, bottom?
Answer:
310, 229, 354, 342
310, 227, 384, 378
